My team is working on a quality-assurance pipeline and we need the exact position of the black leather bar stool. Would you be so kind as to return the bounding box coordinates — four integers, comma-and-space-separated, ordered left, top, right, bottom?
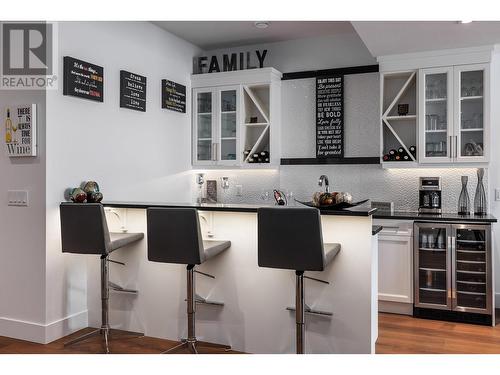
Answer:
147, 207, 231, 354
60, 203, 144, 353
257, 207, 341, 354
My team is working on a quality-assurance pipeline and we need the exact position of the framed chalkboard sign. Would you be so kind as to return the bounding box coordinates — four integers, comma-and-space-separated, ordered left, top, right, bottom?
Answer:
63, 56, 104, 102
161, 79, 186, 113
316, 75, 344, 158
120, 70, 146, 112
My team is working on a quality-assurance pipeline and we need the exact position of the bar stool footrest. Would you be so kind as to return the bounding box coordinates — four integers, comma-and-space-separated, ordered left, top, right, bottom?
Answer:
109, 281, 139, 294
183, 293, 224, 306
286, 306, 333, 317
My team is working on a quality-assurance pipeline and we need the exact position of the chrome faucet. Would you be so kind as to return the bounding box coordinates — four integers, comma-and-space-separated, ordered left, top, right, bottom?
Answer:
318, 175, 330, 193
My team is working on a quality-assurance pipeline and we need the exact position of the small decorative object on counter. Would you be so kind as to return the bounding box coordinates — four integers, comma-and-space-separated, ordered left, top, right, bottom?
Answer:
83, 181, 103, 203
474, 168, 487, 215
220, 177, 230, 204
206, 179, 217, 203
196, 173, 204, 204
69, 187, 87, 203
273, 189, 287, 205
397, 103, 409, 116
458, 176, 471, 215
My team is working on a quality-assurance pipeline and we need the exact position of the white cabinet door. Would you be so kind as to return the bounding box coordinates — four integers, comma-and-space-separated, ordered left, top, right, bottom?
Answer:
378, 230, 413, 304
193, 88, 216, 166
418, 67, 454, 164
216, 86, 240, 166
453, 63, 489, 163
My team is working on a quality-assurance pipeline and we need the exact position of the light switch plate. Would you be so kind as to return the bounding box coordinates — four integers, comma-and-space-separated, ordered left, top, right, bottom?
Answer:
8, 190, 29, 206
495, 189, 500, 201
236, 185, 243, 196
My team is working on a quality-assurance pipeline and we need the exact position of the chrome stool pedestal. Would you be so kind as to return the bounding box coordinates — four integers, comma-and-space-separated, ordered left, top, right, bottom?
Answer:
257, 207, 341, 354
147, 207, 231, 355
60, 203, 144, 354
162, 266, 230, 354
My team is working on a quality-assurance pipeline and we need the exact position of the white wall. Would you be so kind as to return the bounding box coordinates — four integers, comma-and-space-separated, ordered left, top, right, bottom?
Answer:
44, 21, 201, 341
203, 33, 376, 73
0, 88, 47, 342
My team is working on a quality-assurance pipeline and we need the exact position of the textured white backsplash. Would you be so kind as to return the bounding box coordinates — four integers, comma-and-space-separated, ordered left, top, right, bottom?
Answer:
193, 166, 488, 213
192, 72, 488, 213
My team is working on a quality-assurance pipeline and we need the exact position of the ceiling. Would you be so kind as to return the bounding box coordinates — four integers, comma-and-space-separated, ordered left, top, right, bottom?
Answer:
152, 21, 356, 51
352, 21, 500, 57
153, 21, 500, 57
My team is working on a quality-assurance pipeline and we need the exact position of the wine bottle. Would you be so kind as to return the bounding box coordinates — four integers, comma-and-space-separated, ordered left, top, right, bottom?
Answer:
383, 154, 390, 162
402, 154, 410, 161
389, 149, 396, 156
243, 150, 250, 157
397, 147, 405, 154
409, 145, 416, 156
248, 157, 255, 163
395, 154, 401, 161
264, 157, 270, 163
252, 153, 259, 159
5, 109, 12, 144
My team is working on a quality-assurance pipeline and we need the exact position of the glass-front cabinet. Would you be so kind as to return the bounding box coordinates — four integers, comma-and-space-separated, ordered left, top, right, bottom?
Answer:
454, 64, 489, 162
418, 67, 453, 163
419, 63, 489, 164
193, 86, 240, 166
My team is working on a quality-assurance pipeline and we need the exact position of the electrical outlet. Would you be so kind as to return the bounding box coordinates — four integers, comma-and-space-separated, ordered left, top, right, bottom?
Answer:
236, 185, 243, 196
495, 189, 500, 201
7, 190, 28, 206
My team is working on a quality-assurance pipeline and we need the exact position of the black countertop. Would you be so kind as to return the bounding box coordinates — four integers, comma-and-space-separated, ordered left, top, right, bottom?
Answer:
102, 201, 377, 217
373, 210, 497, 223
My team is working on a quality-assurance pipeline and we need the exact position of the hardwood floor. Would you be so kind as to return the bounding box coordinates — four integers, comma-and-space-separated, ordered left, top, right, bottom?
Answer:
376, 312, 500, 354
0, 328, 240, 354
1, 313, 500, 354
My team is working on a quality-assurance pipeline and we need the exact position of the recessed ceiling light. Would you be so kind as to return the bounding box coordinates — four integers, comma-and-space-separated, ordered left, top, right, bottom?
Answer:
254, 21, 270, 29
459, 20, 473, 24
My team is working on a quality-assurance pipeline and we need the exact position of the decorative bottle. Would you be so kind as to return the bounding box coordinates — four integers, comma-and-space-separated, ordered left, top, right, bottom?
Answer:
5, 109, 12, 143
458, 176, 470, 215
474, 168, 487, 216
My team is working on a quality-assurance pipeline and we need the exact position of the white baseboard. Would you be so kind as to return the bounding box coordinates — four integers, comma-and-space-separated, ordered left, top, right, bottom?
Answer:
378, 301, 413, 315
0, 310, 88, 344
44, 310, 88, 343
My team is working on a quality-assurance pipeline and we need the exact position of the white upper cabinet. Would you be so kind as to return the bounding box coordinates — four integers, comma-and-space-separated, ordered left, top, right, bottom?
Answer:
191, 68, 282, 168
419, 63, 489, 164
193, 86, 240, 166
418, 67, 454, 163
453, 64, 489, 163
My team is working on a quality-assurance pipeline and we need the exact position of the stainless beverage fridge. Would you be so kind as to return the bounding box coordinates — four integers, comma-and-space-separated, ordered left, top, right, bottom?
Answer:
414, 222, 494, 325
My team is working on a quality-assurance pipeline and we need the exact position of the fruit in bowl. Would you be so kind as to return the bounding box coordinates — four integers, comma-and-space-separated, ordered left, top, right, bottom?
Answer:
312, 191, 352, 207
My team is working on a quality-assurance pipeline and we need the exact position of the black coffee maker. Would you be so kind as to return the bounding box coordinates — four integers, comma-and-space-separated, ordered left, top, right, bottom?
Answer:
419, 177, 441, 214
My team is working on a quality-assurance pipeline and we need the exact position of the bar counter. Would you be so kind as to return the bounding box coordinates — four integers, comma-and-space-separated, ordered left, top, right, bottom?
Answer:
88, 201, 379, 354
103, 201, 377, 216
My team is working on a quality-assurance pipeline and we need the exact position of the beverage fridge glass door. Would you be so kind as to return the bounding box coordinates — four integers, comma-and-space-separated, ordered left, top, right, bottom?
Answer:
414, 223, 451, 310
452, 224, 492, 314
